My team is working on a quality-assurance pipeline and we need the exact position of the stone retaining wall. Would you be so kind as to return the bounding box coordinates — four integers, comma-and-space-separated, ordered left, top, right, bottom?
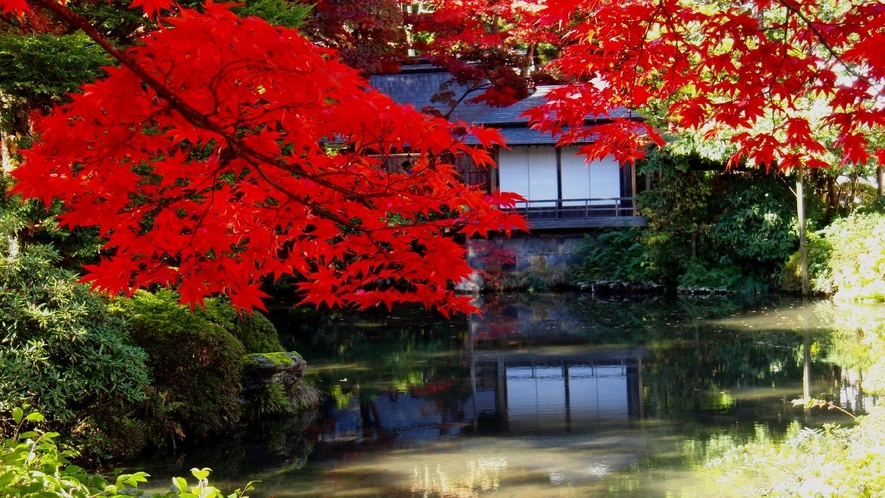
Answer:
463, 232, 590, 291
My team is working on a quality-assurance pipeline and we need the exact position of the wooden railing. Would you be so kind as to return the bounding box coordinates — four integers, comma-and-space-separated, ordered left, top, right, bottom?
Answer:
514, 198, 646, 229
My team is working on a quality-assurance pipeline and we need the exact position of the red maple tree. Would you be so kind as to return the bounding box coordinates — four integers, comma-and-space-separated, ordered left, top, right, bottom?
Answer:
406, 0, 562, 106
6, 0, 884, 312
295, 0, 408, 74
3, 0, 526, 315
528, 0, 885, 171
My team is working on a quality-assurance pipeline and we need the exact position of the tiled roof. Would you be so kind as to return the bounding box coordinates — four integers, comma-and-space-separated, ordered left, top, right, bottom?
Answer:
477, 86, 641, 126
370, 70, 644, 146
369, 68, 493, 124
466, 86, 643, 145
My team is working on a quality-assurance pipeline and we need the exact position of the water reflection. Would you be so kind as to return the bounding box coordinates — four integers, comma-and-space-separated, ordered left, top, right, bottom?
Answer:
136, 294, 877, 497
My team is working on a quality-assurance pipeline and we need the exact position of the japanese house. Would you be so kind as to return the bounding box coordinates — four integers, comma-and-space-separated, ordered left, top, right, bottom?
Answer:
370, 65, 647, 285
370, 65, 647, 230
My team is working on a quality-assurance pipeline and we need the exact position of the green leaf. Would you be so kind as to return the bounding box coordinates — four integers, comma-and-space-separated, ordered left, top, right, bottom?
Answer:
25, 412, 44, 423
173, 476, 188, 493
191, 467, 211, 481
11, 407, 23, 424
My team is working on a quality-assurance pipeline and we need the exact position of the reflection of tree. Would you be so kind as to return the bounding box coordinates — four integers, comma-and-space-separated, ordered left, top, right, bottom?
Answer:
816, 302, 885, 410
270, 305, 474, 415
644, 329, 814, 412
550, 294, 839, 434
270, 296, 856, 444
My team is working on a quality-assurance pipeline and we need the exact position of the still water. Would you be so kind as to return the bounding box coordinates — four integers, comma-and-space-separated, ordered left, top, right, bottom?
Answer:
139, 293, 877, 497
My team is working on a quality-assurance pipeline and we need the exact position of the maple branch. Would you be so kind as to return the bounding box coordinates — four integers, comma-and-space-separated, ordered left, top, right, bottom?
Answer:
28, 0, 213, 130
774, 0, 885, 102
243, 157, 361, 232
441, 82, 488, 121
26, 0, 400, 209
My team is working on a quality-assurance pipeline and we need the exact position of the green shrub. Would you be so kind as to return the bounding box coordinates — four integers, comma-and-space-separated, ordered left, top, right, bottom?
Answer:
710, 175, 802, 267
676, 261, 766, 293
855, 194, 885, 215
113, 290, 246, 442
200, 299, 284, 354
779, 234, 834, 295
824, 212, 885, 301
573, 229, 655, 287
0, 408, 255, 497
0, 245, 150, 451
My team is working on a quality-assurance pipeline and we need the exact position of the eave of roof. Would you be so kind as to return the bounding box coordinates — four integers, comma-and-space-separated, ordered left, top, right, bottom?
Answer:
370, 69, 645, 147
477, 85, 644, 126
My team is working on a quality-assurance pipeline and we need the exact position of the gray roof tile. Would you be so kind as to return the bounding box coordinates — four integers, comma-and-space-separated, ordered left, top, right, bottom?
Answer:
477, 86, 642, 125
369, 69, 493, 124
370, 71, 643, 146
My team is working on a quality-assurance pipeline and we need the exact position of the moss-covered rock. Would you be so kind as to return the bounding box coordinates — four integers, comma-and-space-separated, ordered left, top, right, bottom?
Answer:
241, 352, 321, 418
242, 352, 306, 392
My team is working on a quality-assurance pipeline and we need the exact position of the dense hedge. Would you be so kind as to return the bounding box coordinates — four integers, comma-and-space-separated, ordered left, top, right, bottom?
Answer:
0, 245, 150, 454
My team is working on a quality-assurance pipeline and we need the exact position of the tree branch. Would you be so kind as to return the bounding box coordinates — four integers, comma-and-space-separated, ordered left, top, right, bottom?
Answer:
26, 0, 404, 205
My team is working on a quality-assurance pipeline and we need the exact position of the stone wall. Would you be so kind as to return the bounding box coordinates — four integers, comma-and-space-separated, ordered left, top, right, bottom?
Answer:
464, 232, 590, 291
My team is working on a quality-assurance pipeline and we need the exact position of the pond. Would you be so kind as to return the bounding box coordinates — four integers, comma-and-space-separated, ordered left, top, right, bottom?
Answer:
136, 293, 877, 497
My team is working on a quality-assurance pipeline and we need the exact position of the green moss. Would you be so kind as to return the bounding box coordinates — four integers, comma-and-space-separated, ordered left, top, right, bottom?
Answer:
113, 289, 247, 441
200, 299, 284, 354
244, 351, 302, 367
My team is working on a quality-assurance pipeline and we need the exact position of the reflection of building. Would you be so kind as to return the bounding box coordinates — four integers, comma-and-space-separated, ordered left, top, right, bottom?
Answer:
466, 295, 647, 433
471, 350, 645, 434
839, 368, 877, 415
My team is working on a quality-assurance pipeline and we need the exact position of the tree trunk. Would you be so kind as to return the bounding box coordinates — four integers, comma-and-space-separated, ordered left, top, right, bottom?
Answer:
1, 94, 29, 259
878, 164, 884, 196
797, 168, 809, 296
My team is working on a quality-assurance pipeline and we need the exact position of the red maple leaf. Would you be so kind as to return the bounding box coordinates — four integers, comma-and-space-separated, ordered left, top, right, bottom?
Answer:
5, 2, 525, 315
129, 0, 174, 17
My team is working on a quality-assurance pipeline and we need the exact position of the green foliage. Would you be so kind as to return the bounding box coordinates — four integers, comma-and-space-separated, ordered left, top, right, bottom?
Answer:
637, 151, 719, 284
0, 32, 111, 110
824, 212, 885, 301
245, 383, 293, 419
709, 175, 802, 266
69, 1, 148, 46
0, 408, 256, 497
112, 290, 246, 441
233, 0, 310, 28
234, 312, 284, 354
708, 405, 885, 497
779, 234, 834, 295
1, 181, 102, 270
854, 194, 885, 215
677, 261, 766, 293
573, 229, 655, 286
0, 245, 150, 445
632, 146, 806, 291
199, 300, 284, 354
